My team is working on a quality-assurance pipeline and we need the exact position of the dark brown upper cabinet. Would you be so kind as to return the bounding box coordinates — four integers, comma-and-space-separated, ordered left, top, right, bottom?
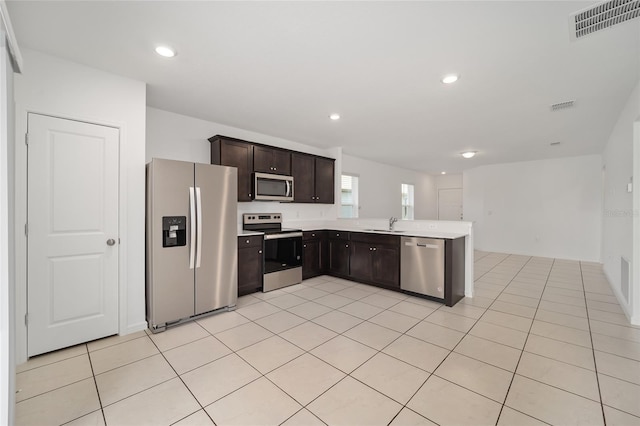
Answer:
253, 146, 291, 175
209, 135, 253, 202
291, 153, 335, 204
210, 135, 334, 203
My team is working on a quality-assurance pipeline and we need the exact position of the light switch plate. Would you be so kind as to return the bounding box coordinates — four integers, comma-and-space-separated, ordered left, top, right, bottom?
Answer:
628, 183, 633, 193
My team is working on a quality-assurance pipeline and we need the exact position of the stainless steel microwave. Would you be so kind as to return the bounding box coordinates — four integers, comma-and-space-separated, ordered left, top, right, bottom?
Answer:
252, 172, 294, 202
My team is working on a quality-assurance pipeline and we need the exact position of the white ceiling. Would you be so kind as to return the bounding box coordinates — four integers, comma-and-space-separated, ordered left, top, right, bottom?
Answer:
6, 1, 640, 173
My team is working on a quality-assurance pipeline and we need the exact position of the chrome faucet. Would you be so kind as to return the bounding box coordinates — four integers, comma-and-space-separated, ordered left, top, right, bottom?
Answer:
389, 216, 398, 231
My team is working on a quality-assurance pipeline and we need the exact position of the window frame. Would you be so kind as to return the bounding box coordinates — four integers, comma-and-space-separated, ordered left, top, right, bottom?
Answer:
401, 183, 415, 220
340, 173, 359, 219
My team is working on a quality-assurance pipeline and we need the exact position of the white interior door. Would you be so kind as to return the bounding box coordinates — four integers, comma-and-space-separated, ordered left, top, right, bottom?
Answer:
27, 113, 119, 356
438, 188, 463, 221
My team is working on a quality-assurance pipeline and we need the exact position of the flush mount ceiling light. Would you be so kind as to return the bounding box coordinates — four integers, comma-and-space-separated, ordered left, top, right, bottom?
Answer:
441, 171, 447, 175
329, 113, 341, 120
441, 74, 459, 84
461, 151, 477, 159
155, 46, 176, 58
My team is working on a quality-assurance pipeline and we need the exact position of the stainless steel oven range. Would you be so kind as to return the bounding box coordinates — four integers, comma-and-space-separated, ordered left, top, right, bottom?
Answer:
242, 213, 302, 291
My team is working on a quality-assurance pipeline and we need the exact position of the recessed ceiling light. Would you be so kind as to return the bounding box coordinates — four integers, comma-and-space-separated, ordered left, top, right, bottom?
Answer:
155, 46, 176, 58
441, 171, 447, 175
461, 151, 477, 159
329, 113, 341, 120
441, 74, 459, 84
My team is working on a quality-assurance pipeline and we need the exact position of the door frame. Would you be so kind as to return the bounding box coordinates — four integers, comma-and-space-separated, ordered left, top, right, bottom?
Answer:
14, 107, 128, 363
437, 187, 463, 220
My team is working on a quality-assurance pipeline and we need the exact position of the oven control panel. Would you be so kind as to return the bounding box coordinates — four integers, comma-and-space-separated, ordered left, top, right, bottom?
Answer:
243, 213, 282, 225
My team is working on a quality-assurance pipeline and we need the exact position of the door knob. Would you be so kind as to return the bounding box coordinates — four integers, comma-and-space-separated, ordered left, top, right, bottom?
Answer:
107, 239, 116, 246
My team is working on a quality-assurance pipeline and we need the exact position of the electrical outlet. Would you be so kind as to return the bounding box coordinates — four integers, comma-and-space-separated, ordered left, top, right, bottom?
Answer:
428, 224, 437, 229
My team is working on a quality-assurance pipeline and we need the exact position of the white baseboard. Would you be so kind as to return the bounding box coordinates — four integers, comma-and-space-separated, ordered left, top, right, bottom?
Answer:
602, 267, 634, 323
123, 321, 148, 336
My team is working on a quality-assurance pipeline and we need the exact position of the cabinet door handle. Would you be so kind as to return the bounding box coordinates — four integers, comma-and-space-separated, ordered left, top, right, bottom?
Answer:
373, 247, 377, 251
274, 167, 277, 171
345, 244, 349, 248
316, 197, 319, 200
311, 233, 315, 237
303, 244, 307, 248
246, 239, 250, 244
336, 233, 340, 237
369, 247, 373, 251
259, 250, 262, 254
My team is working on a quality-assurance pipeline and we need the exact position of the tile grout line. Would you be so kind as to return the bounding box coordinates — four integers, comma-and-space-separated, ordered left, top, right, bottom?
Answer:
490, 255, 555, 426
146, 324, 217, 426
83, 344, 108, 426
580, 260, 608, 425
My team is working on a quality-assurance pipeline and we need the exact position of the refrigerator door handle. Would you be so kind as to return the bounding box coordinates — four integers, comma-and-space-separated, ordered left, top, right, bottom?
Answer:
195, 186, 203, 268
189, 187, 196, 269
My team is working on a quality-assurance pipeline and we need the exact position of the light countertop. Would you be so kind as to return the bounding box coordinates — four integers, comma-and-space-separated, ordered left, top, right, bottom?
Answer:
299, 226, 467, 240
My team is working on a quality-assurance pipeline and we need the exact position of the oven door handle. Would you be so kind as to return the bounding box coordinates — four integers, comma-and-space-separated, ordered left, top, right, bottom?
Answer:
264, 232, 303, 240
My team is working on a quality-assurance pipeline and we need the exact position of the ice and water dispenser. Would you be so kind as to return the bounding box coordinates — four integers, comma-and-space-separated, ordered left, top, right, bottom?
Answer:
162, 216, 186, 247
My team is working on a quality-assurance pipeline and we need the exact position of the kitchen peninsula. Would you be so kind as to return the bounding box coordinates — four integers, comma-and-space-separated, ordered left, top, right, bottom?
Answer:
239, 218, 473, 307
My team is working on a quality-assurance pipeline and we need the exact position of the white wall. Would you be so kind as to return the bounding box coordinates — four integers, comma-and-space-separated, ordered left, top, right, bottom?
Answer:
601, 82, 640, 323
463, 155, 603, 261
341, 154, 437, 220
436, 173, 463, 190
146, 107, 340, 226
13, 49, 147, 362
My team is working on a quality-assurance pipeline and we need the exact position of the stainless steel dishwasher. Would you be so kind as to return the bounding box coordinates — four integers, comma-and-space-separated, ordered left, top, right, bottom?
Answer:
401, 236, 445, 298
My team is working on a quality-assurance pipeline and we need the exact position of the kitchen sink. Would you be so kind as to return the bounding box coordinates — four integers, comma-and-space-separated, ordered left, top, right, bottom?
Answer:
364, 229, 405, 233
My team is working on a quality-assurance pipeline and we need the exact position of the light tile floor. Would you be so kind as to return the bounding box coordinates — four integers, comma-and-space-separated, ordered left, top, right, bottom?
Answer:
15, 252, 640, 425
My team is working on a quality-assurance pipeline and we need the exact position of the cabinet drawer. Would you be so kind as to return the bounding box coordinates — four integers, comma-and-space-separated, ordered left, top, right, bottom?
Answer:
327, 230, 349, 240
350, 232, 399, 247
238, 235, 263, 248
303, 230, 326, 241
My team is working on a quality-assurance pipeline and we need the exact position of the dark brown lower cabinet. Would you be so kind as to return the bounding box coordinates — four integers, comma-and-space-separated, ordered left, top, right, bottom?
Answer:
349, 241, 373, 282
445, 237, 466, 306
349, 233, 399, 289
328, 238, 350, 277
302, 231, 326, 279
372, 245, 400, 288
237, 235, 263, 296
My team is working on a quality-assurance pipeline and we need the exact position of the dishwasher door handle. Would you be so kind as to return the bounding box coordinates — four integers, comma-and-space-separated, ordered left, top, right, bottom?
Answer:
405, 241, 440, 249
417, 243, 440, 248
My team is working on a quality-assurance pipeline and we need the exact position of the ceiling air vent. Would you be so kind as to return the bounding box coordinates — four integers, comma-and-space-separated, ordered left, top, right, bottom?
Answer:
550, 100, 575, 111
570, 0, 640, 40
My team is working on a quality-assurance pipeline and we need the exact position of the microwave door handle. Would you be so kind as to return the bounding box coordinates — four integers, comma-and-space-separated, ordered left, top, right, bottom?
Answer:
286, 180, 291, 197
189, 187, 196, 269
195, 187, 203, 268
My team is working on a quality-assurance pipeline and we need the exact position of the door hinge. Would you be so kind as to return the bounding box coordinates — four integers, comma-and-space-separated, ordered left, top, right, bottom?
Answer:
24, 223, 28, 236
24, 133, 29, 146
24, 313, 28, 326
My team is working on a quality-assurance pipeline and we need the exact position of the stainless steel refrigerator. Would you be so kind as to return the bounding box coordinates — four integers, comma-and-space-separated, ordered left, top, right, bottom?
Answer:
146, 158, 238, 332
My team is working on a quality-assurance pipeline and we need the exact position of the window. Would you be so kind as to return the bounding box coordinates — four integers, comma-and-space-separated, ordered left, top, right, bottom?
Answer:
340, 174, 359, 218
401, 183, 414, 220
